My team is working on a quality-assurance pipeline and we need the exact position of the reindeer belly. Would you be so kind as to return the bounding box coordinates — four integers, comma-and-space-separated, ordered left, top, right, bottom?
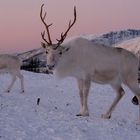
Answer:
0, 63, 7, 69
0, 64, 8, 73
91, 69, 118, 84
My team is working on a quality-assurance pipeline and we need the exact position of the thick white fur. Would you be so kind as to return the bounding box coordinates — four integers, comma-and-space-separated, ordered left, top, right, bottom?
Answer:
0, 54, 24, 93
45, 37, 140, 123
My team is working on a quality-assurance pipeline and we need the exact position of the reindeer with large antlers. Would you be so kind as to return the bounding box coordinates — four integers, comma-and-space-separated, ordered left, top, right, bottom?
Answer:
40, 4, 140, 124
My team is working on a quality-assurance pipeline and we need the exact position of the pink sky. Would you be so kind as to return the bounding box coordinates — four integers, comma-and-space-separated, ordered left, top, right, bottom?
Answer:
0, 0, 140, 53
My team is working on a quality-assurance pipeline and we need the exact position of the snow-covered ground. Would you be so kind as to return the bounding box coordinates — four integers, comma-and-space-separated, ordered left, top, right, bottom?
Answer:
0, 71, 140, 140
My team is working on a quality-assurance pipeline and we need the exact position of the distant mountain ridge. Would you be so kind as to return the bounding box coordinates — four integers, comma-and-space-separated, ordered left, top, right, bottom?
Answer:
115, 36, 140, 57
89, 29, 140, 46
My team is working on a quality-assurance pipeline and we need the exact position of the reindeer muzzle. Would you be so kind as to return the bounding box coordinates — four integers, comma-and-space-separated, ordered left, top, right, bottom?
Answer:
47, 64, 55, 71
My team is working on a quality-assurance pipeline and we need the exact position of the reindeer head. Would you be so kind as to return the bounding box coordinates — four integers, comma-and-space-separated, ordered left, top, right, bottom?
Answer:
40, 4, 76, 71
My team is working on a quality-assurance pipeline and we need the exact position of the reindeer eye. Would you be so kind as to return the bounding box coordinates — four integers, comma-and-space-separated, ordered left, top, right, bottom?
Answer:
66, 48, 70, 52
59, 52, 62, 55
46, 51, 48, 54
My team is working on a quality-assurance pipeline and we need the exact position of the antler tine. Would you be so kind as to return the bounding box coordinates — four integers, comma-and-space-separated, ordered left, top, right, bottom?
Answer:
57, 6, 77, 45
41, 31, 50, 44
43, 12, 46, 20
56, 32, 63, 42
40, 4, 52, 45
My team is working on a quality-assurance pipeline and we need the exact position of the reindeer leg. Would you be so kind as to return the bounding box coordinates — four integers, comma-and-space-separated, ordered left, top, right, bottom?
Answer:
16, 71, 24, 93
126, 81, 140, 124
5, 74, 16, 93
101, 86, 125, 119
82, 78, 91, 116
131, 94, 140, 124
77, 77, 91, 117
136, 95, 140, 124
76, 79, 84, 116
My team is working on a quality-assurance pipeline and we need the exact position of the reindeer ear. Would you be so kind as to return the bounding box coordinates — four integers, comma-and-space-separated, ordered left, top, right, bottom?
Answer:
41, 42, 46, 48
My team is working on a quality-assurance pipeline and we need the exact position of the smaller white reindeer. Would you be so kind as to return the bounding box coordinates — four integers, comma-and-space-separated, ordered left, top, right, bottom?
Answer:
0, 54, 24, 93
40, 4, 140, 123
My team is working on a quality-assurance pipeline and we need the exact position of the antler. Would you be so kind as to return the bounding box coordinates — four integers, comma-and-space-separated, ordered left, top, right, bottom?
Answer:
40, 4, 52, 45
56, 6, 77, 46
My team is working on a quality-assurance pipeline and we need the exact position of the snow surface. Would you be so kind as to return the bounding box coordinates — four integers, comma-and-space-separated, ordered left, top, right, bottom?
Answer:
0, 71, 140, 140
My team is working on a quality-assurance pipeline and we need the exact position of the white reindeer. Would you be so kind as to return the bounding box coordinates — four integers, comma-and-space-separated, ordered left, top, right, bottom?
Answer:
0, 54, 24, 93
40, 4, 140, 123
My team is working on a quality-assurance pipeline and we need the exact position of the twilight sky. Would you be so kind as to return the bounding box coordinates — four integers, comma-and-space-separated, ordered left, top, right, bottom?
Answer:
0, 0, 140, 53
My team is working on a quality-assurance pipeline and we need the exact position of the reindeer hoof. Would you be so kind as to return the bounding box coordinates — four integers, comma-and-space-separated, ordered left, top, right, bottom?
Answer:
20, 90, 24, 93
76, 114, 82, 116
76, 112, 89, 117
4, 90, 10, 93
101, 113, 111, 119
132, 96, 139, 105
